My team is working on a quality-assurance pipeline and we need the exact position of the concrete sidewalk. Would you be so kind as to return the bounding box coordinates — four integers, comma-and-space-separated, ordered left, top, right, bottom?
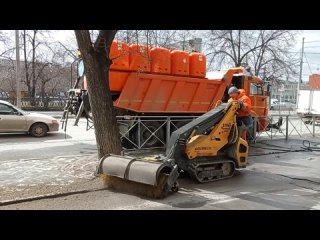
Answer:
1, 138, 320, 209
0, 153, 100, 204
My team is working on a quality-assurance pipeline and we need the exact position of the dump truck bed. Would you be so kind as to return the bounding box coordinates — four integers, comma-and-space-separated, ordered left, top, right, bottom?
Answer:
113, 68, 241, 113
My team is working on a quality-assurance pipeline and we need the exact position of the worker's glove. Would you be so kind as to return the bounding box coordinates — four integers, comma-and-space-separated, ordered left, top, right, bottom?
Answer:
215, 100, 222, 108
238, 100, 244, 110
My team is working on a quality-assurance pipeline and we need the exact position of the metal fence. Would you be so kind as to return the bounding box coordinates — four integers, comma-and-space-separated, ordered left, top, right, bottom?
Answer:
254, 115, 320, 141
79, 113, 320, 151
116, 116, 196, 150
112, 114, 320, 150
0, 97, 67, 110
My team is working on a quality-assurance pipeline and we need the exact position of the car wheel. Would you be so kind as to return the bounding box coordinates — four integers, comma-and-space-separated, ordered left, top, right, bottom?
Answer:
29, 123, 48, 137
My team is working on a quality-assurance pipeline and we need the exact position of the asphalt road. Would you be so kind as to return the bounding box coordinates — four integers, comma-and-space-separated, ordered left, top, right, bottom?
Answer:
1, 116, 320, 209
0, 118, 97, 161
2, 165, 320, 210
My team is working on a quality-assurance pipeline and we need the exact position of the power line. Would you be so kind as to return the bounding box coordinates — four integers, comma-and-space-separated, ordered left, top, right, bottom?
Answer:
293, 51, 320, 55
304, 53, 313, 74
284, 51, 320, 54
303, 62, 320, 65
304, 40, 320, 43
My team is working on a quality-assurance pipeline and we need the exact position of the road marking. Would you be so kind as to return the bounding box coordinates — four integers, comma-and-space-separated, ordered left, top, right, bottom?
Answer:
311, 201, 320, 210
239, 192, 251, 195
293, 188, 318, 194
209, 198, 237, 205
180, 188, 238, 204
114, 200, 170, 210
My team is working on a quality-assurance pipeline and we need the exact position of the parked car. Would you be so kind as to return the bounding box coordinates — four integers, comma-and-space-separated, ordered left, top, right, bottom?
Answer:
270, 98, 279, 105
297, 89, 320, 124
0, 100, 59, 137
270, 100, 296, 110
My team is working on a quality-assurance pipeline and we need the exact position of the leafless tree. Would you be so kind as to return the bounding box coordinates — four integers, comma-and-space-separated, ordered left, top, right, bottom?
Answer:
115, 30, 199, 50
0, 31, 15, 58
0, 31, 16, 97
0, 58, 16, 95
205, 30, 300, 82
21, 30, 54, 98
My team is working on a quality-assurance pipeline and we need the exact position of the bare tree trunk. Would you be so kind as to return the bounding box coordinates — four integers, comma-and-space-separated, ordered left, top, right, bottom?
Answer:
40, 82, 48, 108
237, 30, 241, 66
126, 30, 129, 43
23, 30, 31, 97
31, 30, 37, 98
74, 30, 121, 158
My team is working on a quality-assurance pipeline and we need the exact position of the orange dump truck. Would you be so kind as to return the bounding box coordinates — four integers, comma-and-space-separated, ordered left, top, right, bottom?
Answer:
76, 41, 269, 147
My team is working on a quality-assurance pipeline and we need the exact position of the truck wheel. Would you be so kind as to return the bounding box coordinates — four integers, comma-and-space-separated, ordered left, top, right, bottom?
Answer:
134, 121, 164, 148
29, 123, 48, 137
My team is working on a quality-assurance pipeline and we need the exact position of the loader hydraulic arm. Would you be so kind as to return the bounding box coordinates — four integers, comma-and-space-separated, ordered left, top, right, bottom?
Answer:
166, 101, 239, 160
185, 101, 239, 159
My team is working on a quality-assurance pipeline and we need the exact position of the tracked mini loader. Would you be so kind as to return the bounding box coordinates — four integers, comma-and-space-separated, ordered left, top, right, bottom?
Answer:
96, 101, 249, 198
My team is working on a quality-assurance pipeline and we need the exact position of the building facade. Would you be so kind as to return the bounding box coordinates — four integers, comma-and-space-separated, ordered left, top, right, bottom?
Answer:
270, 80, 299, 103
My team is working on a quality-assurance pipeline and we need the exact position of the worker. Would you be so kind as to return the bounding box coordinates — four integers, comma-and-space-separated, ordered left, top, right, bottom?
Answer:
228, 86, 253, 139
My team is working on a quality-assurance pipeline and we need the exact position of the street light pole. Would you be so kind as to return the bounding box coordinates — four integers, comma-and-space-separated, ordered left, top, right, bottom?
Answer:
15, 30, 21, 108
297, 37, 305, 107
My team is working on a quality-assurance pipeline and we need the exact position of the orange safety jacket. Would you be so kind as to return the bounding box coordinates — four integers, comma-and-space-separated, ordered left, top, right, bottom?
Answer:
228, 89, 252, 117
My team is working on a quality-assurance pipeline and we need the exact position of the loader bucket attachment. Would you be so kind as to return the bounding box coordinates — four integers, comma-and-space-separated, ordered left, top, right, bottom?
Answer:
96, 154, 179, 198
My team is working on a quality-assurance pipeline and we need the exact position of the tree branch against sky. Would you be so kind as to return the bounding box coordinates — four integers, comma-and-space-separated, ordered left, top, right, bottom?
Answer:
204, 30, 301, 82
0, 30, 319, 99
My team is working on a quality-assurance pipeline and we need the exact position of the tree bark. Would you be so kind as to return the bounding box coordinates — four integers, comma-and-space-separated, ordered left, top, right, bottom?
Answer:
31, 31, 36, 98
23, 31, 31, 97
74, 30, 121, 158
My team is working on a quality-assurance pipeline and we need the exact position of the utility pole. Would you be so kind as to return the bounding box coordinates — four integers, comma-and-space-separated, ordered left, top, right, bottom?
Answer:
299, 37, 305, 84
15, 30, 21, 108
297, 37, 305, 106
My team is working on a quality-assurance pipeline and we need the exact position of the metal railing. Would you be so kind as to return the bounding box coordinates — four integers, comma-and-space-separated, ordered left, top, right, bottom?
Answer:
116, 114, 320, 150
254, 115, 320, 141
0, 97, 67, 110
116, 116, 197, 150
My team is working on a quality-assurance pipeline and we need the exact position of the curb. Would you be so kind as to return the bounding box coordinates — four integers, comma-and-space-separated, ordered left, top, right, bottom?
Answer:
0, 187, 105, 207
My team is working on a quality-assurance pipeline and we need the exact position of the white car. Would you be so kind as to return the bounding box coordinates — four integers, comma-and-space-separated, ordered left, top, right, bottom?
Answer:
0, 100, 59, 137
270, 98, 279, 105
270, 100, 295, 110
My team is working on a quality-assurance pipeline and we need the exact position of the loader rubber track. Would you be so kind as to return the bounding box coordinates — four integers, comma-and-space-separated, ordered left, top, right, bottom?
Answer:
187, 157, 235, 183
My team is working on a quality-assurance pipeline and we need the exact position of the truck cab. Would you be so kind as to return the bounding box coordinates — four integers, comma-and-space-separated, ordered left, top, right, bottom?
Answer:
221, 71, 269, 131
